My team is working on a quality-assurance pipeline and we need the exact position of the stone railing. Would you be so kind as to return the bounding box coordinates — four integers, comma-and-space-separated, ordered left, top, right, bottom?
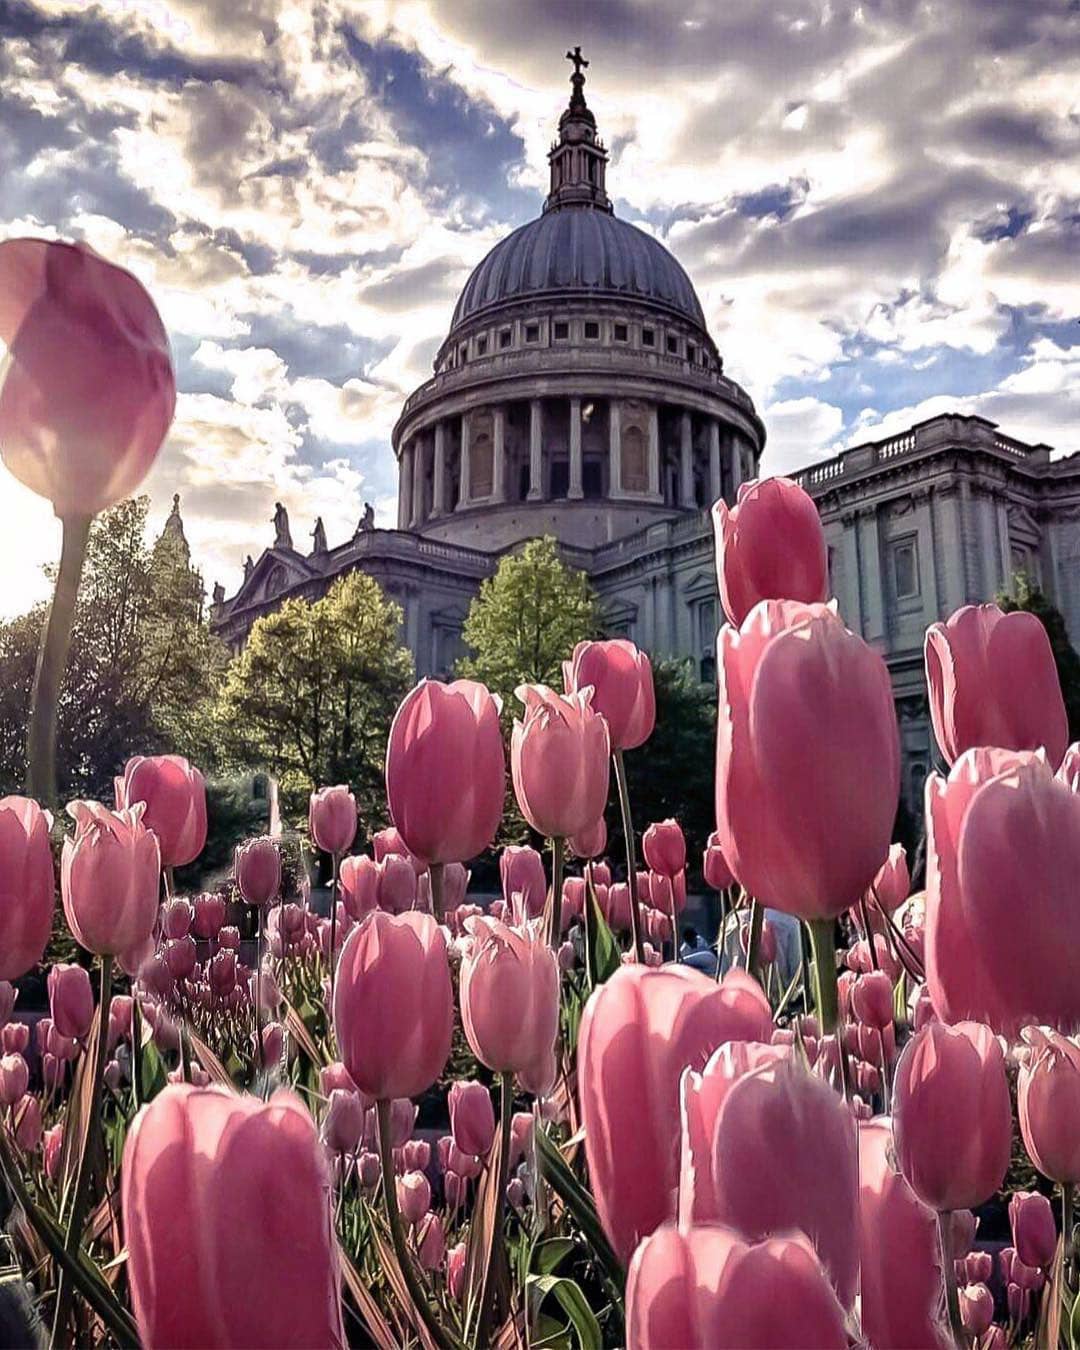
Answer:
791, 414, 1046, 493
397, 345, 756, 422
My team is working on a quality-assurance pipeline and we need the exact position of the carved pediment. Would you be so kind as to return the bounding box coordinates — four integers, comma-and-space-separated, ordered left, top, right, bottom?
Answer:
234, 548, 317, 606
680, 569, 717, 600
1007, 504, 1041, 543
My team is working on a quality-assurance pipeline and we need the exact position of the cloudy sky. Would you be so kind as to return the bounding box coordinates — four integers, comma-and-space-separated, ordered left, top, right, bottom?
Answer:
0, 0, 1077, 615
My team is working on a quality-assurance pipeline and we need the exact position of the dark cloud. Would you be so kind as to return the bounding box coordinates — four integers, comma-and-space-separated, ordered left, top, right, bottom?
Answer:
945, 105, 1077, 159
733, 180, 809, 222
360, 257, 466, 313
231, 310, 396, 384
289, 245, 407, 276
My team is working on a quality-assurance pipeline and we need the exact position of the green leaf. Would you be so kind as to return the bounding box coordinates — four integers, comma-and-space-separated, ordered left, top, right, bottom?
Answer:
584, 872, 621, 989
527, 1274, 602, 1350
535, 1127, 623, 1290
532, 1237, 576, 1277
139, 1038, 167, 1104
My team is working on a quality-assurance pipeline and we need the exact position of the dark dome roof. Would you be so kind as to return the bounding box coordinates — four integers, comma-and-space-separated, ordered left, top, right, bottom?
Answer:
449, 208, 707, 332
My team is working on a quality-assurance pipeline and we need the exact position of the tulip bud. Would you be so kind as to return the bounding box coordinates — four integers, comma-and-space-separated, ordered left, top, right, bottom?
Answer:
234, 837, 281, 907
0, 1053, 28, 1106
1009, 1190, 1057, 1269
851, 970, 894, 1030
13, 1093, 41, 1151
377, 853, 417, 914
511, 685, 610, 840
322, 1089, 364, 1156
338, 855, 379, 921
104, 1060, 122, 1091
388, 1097, 418, 1148
563, 639, 655, 751
218, 926, 240, 950
48, 963, 93, 1040
1018, 1027, 1080, 1184
308, 786, 357, 856
702, 830, 733, 891
119, 757, 206, 869
403, 1139, 430, 1172
62, 803, 160, 956
1, 1022, 28, 1055
417, 1213, 445, 1271
506, 1177, 526, 1210
499, 846, 547, 919
164, 936, 197, 982
642, 819, 686, 878
0, 797, 55, 981
192, 893, 227, 939
449, 1079, 496, 1158
569, 817, 607, 861
161, 898, 193, 939
447, 1242, 467, 1300
357, 1151, 380, 1189
396, 1171, 431, 1226
43, 1123, 63, 1179
959, 1283, 994, 1337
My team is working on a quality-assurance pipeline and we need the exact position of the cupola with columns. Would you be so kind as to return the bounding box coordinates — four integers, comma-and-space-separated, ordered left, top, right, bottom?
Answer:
390, 51, 765, 554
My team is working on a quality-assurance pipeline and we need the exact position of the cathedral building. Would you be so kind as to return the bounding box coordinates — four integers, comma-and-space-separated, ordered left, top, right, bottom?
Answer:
211, 55, 1080, 812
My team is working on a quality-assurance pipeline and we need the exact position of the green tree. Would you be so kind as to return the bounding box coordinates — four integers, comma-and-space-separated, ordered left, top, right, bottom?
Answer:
999, 573, 1080, 740
457, 536, 599, 716
0, 497, 226, 799
214, 571, 413, 825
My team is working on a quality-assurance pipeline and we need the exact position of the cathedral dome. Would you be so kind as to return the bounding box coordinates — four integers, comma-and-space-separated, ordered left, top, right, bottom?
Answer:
449, 209, 707, 333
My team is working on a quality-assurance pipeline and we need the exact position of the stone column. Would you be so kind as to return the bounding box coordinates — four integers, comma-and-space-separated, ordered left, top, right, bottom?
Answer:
609, 397, 622, 495
397, 443, 413, 529
680, 410, 694, 507
432, 421, 446, 517
456, 412, 471, 511
648, 403, 661, 498
708, 419, 721, 504
730, 432, 745, 496
528, 399, 543, 499
410, 437, 425, 526
568, 395, 583, 499
493, 403, 506, 502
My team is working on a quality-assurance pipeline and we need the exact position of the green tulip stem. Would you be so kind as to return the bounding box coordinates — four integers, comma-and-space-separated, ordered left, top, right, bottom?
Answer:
255, 906, 265, 1081
328, 850, 340, 1012
474, 1071, 514, 1349
375, 1098, 455, 1350
714, 887, 729, 981
745, 898, 764, 981
1064, 1183, 1075, 1289
52, 953, 113, 1345
548, 837, 565, 950
429, 861, 445, 924
26, 513, 92, 804
612, 748, 645, 963
936, 1210, 968, 1347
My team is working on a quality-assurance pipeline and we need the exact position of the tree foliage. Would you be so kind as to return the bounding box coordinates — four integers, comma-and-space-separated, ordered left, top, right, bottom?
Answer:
457, 536, 599, 716
214, 571, 413, 824
999, 573, 1080, 741
0, 497, 226, 800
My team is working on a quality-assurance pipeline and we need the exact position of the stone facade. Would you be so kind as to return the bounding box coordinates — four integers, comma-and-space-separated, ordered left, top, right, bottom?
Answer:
210, 58, 1080, 812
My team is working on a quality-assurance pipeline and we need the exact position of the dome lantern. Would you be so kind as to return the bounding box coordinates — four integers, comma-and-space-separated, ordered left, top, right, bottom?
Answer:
545, 46, 612, 215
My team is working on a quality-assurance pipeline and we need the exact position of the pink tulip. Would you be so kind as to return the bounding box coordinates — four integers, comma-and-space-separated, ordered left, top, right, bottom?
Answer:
218, 925, 240, 950
259, 1022, 284, 1070
500, 845, 547, 919
308, 785, 357, 856
1009, 1191, 1057, 1269
1, 1022, 28, 1055
61, 801, 159, 956
0, 1053, 28, 1106
209, 949, 237, 999
449, 1080, 495, 1157
712, 476, 828, 626
160, 898, 192, 939
387, 1098, 417, 1147
893, 1021, 1011, 1211
319, 1060, 358, 1097
702, 830, 733, 891
164, 936, 197, 982
509, 1111, 534, 1169
858, 1119, 949, 1349
322, 1089, 364, 1155
357, 1151, 380, 1188
0, 238, 175, 517
642, 819, 686, 878
579, 964, 773, 1263
0, 983, 15, 1025
569, 817, 606, 861
403, 1139, 430, 1172
385, 679, 505, 864
43, 1123, 63, 1180
13, 1093, 41, 1151
626, 1223, 848, 1349
118, 756, 206, 869
959, 1284, 994, 1337
964, 1252, 993, 1285
716, 600, 899, 920
122, 1084, 344, 1348
870, 842, 910, 914
506, 1177, 526, 1210
234, 837, 280, 908
417, 1213, 445, 1271
48, 963, 93, 1040
925, 603, 1067, 768
563, 638, 655, 751
378, 853, 417, 914
511, 685, 610, 840
926, 748, 1080, 1034
460, 917, 559, 1095
396, 1170, 431, 1226
679, 1047, 858, 1307
0, 797, 55, 981
338, 854, 379, 921
447, 1242, 467, 1300
851, 971, 894, 1030
1018, 1027, 1080, 1183
371, 827, 424, 873
604, 882, 635, 935
334, 911, 452, 1100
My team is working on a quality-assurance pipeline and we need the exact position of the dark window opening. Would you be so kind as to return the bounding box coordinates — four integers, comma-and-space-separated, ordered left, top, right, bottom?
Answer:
554, 321, 569, 340
550, 459, 569, 498
459, 344, 467, 362
687, 343, 696, 363
584, 321, 600, 339
614, 323, 628, 341
583, 458, 603, 498
642, 328, 655, 347
499, 329, 512, 348
525, 323, 540, 343
476, 336, 487, 356
666, 335, 679, 354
